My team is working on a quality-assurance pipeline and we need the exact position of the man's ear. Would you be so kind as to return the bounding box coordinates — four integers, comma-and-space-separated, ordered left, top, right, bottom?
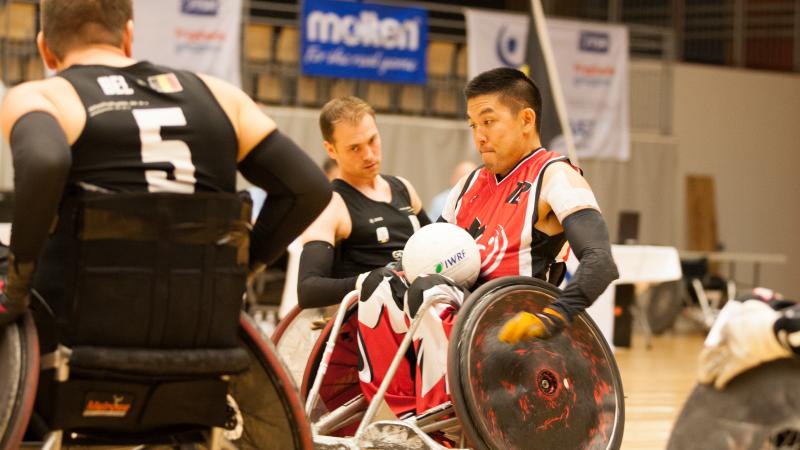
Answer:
36, 32, 60, 71
323, 140, 337, 159
122, 20, 134, 56
520, 107, 537, 134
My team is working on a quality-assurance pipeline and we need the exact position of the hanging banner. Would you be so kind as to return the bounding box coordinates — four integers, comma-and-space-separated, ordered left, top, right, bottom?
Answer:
465, 12, 629, 161
132, 0, 242, 87
464, 9, 529, 81
301, 0, 428, 84
547, 19, 629, 161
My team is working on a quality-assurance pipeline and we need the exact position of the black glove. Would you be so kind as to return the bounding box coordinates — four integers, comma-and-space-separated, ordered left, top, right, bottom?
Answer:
0, 292, 29, 327
0, 255, 35, 327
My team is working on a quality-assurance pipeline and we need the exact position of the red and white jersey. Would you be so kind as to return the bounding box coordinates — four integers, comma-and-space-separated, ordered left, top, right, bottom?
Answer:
442, 148, 573, 282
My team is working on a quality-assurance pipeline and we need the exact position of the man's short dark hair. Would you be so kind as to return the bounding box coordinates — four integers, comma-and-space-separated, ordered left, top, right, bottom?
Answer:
464, 67, 543, 133
41, 0, 133, 60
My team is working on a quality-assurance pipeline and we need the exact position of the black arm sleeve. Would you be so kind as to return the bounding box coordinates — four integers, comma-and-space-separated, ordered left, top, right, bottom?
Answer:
417, 209, 432, 227
552, 208, 619, 320
7, 112, 72, 299
238, 130, 332, 267
297, 241, 358, 309
10, 112, 72, 262
775, 303, 800, 356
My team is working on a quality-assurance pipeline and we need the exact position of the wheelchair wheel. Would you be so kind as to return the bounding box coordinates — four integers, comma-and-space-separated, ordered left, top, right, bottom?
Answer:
667, 358, 800, 450
301, 296, 361, 433
448, 277, 625, 450
231, 313, 313, 450
0, 312, 39, 450
645, 280, 684, 335
272, 305, 328, 387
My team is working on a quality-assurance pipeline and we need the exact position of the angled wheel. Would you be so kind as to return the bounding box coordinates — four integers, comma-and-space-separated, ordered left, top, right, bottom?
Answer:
301, 296, 362, 435
668, 358, 800, 450
272, 305, 328, 387
645, 280, 684, 335
448, 276, 625, 450
231, 313, 313, 450
0, 312, 39, 450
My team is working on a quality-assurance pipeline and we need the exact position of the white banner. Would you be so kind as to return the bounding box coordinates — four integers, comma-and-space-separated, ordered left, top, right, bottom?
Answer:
464, 9, 529, 81
465, 12, 629, 161
133, 0, 242, 87
548, 19, 629, 161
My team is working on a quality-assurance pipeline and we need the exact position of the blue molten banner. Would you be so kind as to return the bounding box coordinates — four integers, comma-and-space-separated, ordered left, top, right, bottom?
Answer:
301, 0, 428, 84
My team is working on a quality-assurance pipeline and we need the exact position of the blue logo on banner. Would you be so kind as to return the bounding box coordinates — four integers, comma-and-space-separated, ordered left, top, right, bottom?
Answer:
579, 31, 609, 53
495, 26, 525, 67
301, 0, 427, 84
181, 0, 219, 16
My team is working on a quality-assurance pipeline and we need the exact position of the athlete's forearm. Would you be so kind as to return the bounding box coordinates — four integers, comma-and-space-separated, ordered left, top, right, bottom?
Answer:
552, 208, 618, 320
297, 240, 357, 308
8, 111, 72, 297
239, 130, 332, 267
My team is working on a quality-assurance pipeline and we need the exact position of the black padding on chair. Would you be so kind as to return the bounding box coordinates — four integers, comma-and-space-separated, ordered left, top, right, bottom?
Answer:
69, 346, 250, 376
50, 378, 230, 432
32, 191, 251, 349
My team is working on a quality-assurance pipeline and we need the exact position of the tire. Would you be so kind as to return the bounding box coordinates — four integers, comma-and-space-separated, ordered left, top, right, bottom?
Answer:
645, 281, 685, 335
667, 358, 800, 450
448, 276, 625, 450
0, 312, 39, 450
230, 313, 313, 450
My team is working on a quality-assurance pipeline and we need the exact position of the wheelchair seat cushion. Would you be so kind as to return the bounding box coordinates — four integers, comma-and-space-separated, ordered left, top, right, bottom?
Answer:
69, 346, 250, 377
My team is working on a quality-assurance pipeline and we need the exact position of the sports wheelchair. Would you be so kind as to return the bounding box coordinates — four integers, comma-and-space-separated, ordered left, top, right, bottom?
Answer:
0, 192, 312, 450
274, 276, 626, 449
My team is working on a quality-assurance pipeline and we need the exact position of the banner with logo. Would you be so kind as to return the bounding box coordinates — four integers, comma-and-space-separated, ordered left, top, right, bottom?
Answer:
548, 19, 629, 161
132, 0, 242, 87
465, 12, 629, 161
301, 0, 427, 84
464, 10, 529, 81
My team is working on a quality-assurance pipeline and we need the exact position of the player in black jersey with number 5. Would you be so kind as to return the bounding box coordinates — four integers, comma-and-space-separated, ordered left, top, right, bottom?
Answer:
297, 96, 431, 309
0, 0, 331, 326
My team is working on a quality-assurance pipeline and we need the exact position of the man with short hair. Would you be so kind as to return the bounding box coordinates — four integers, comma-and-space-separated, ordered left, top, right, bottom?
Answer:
296, 96, 430, 309
0, 0, 331, 326
354, 67, 620, 417
445, 67, 619, 343
297, 96, 431, 414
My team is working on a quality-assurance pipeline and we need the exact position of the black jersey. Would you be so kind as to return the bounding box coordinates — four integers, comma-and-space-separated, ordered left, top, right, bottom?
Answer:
58, 61, 237, 193
332, 175, 420, 276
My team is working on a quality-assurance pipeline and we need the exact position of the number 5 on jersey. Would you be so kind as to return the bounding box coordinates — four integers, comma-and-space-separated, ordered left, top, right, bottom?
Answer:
132, 107, 197, 193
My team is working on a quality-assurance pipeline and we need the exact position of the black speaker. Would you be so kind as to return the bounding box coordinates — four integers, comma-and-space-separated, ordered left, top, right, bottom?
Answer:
617, 211, 640, 245
613, 283, 634, 347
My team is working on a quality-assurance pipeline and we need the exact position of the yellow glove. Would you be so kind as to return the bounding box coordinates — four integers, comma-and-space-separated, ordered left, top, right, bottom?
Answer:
498, 307, 567, 344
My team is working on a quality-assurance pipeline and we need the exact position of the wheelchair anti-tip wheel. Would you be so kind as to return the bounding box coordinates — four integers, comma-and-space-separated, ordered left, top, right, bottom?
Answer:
448, 276, 625, 450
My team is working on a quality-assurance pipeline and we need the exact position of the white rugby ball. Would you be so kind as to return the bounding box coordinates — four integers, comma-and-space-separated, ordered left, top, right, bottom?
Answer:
402, 223, 480, 288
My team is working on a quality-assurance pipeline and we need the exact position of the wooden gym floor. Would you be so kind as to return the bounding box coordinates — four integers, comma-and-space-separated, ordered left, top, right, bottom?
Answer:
614, 331, 706, 450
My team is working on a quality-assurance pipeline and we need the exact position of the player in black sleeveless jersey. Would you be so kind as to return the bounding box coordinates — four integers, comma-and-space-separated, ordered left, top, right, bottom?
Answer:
0, 0, 331, 326
297, 96, 431, 308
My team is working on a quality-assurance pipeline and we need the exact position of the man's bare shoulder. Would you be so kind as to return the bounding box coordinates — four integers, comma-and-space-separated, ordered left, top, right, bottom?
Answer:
196, 73, 277, 160
301, 190, 350, 244
1, 77, 82, 141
